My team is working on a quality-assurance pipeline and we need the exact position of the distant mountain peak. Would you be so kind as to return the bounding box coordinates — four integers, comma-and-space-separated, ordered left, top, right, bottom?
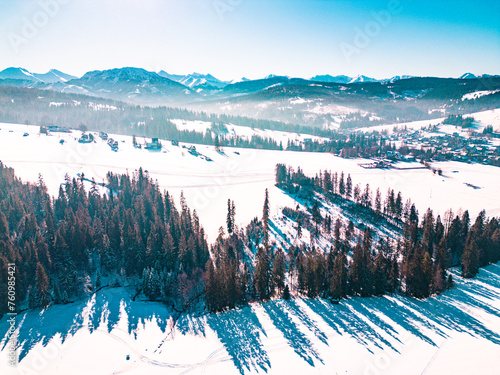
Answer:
460, 73, 477, 79
310, 74, 352, 84
0, 67, 43, 82
157, 71, 227, 89
349, 75, 377, 84
264, 74, 289, 80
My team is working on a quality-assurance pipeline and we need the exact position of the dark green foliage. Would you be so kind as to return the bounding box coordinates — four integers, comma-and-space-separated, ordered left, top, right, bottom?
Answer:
443, 114, 475, 128
0, 162, 209, 316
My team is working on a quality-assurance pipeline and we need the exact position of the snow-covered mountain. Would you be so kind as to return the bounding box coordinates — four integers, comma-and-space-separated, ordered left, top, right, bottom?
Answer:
157, 70, 185, 82
0, 67, 76, 83
33, 69, 77, 83
348, 75, 378, 84
0, 67, 43, 82
158, 71, 228, 90
310, 74, 352, 84
460, 72, 478, 79
65, 67, 192, 102
384, 75, 415, 83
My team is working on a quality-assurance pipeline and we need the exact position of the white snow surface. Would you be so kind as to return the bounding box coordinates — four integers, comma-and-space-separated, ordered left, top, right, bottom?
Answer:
358, 108, 500, 133
170, 119, 329, 147
0, 122, 499, 243
462, 90, 500, 101
1, 263, 500, 375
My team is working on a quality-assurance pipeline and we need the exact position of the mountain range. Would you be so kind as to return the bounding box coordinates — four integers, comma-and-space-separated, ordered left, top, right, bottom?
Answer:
2, 66, 493, 89
1, 66, 499, 127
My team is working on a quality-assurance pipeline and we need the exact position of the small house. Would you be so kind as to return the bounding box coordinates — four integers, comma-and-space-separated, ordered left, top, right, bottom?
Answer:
145, 138, 162, 150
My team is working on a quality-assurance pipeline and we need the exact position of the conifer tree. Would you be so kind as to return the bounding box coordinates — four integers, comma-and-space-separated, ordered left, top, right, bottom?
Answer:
226, 199, 235, 235
262, 189, 270, 248
254, 246, 272, 300
338, 172, 345, 197
375, 188, 382, 216
329, 252, 347, 300
462, 231, 479, 278
346, 174, 352, 199
272, 248, 287, 296
35, 262, 51, 308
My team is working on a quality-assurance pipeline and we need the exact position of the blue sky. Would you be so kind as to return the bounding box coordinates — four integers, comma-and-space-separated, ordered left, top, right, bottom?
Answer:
0, 0, 499, 80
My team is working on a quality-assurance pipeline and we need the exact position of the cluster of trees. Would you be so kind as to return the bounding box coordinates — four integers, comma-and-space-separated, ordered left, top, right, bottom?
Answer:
0, 86, 340, 142
276, 163, 416, 225
340, 112, 385, 130
288, 229, 399, 299
1, 160, 499, 319
275, 164, 500, 299
0, 162, 210, 318
204, 192, 277, 312
443, 114, 475, 128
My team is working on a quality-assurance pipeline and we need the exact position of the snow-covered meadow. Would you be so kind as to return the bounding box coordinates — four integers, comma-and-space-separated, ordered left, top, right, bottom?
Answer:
356, 108, 500, 134
1, 262, 500, 375
0, 122, 499, 242
1, 120, 500, 374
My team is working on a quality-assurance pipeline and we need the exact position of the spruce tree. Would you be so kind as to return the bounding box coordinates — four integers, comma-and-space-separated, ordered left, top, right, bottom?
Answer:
262, 189, 270, 248
338, 172, 345, 197
330, 252, 347, 300
226, 199, 234, 235
272, 248, 287, 295
35, 262, 51, 308
346, 174, 352, 199
254, 246, 272, 300
462, 231, 479, 278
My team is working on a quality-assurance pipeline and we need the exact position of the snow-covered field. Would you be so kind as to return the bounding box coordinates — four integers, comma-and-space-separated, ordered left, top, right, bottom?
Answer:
1, 122, 499, 242
1, 262, 500, 375
357, 108, 500, 133
171, 119, 330, 146
1, 122, 500, 374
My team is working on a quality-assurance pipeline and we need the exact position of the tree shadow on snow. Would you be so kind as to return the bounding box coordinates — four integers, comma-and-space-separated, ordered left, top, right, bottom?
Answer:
2, 287, 175, 361
263, 300, 324, 366
206, 306, 270, 375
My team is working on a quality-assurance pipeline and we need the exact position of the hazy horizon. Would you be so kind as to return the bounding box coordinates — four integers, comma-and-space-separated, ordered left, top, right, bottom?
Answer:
0, 0, 499, 81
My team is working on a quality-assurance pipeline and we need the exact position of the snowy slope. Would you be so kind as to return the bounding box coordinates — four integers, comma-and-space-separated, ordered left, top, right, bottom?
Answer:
170, 119, 330, 146
1, 262, 500, 375
0, 122, 499, 242
0, 67, 43, 82
357, 108, 500, 133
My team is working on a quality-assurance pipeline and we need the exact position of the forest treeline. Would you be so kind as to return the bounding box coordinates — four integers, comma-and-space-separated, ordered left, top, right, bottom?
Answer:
0, 162, 210, 317
0, 162, 499, 318
272, 163, 500, 300
0, 86, 337, 139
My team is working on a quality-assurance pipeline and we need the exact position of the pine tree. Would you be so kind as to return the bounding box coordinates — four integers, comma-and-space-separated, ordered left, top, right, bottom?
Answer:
254, 246, 272, 300
35, 262, 51, 308
338, 172, 345, 197
373, 252, 388, 296
283, 284, 291, 300
272, 248, 287, 295
226, 199, 234, 235
421, 208, 435, 256
262, 189, 270, 248
346, 174, 352, 199
329, 252, 347, 300
462, 231, 479, 278
375, 188, 382, 216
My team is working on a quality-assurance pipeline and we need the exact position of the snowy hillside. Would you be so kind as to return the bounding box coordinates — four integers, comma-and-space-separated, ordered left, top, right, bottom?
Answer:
0, 122, 499, 242
1, 262, 499, 375
357, 108, 500, 133
170, 119, 330, 146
